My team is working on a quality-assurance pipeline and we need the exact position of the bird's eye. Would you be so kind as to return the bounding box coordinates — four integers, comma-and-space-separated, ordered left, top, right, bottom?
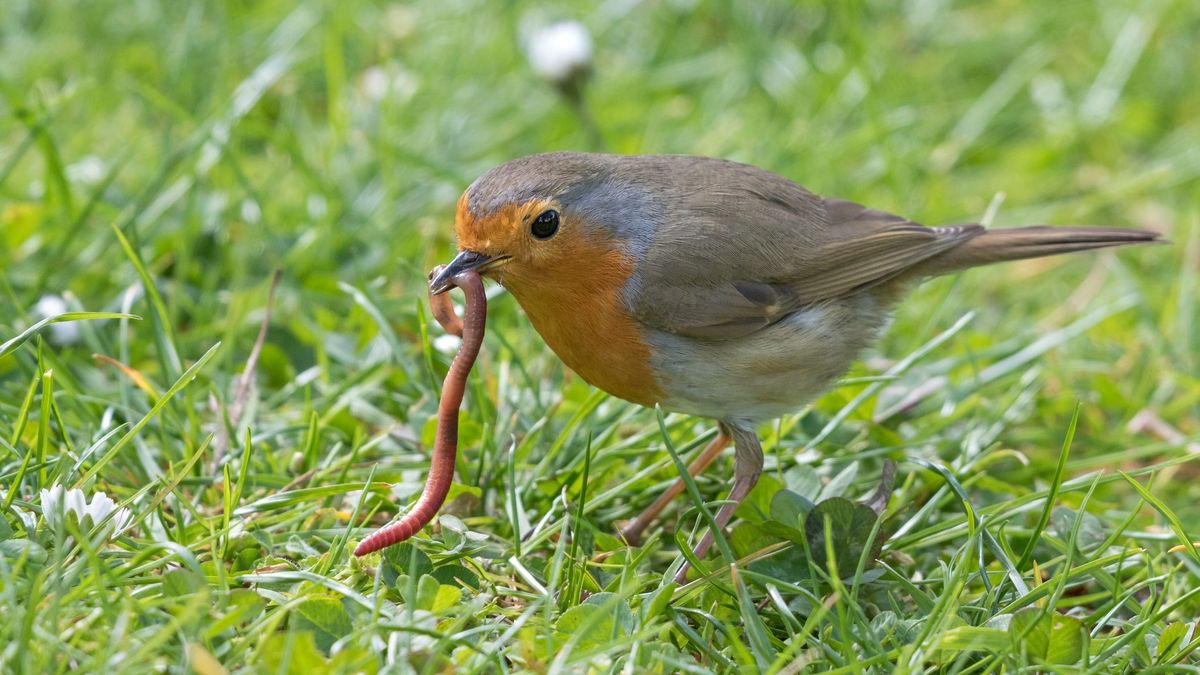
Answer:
531, 209, 560, 239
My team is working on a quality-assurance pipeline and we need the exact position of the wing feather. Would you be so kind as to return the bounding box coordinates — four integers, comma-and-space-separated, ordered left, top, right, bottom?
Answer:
630, 183, 982, 339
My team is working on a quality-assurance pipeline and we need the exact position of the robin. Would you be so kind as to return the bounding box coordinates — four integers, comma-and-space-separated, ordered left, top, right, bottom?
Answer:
429, 152, 1158, 583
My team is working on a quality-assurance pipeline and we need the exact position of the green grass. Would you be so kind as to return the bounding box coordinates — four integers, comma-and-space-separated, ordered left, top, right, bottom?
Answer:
2, 0, 1198, 672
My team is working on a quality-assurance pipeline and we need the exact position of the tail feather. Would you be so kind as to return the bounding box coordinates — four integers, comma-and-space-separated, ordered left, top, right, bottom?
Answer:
913, 225, 1162, 277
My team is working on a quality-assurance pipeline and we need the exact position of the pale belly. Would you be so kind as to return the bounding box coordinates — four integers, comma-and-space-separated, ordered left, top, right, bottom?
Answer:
643, 294, 891, 422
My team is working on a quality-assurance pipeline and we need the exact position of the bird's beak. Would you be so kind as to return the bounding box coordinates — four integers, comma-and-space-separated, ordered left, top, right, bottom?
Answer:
429, 250, 502, 294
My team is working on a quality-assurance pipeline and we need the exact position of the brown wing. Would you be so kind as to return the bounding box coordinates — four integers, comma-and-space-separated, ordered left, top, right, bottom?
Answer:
630, 185, 982, 340
780, 199, 982, 306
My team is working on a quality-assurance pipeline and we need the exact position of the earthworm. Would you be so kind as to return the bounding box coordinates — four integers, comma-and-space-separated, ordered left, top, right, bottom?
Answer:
428, 280, 465, 338
353, 268, 485, 556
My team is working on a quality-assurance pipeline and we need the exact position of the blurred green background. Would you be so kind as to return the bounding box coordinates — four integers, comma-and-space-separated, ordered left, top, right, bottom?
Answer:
2, 0, 1198, 671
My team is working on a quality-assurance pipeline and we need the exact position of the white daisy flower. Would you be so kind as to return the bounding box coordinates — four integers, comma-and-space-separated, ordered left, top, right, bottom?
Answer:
35, 294, 81, 345
526, 21, 593, 86
40, 485, 134, 541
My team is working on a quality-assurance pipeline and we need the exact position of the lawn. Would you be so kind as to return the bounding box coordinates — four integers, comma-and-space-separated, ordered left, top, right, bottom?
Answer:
2, 0, 1198, 672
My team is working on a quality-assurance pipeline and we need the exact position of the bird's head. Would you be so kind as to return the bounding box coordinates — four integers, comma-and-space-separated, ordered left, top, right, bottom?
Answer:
429, 153, 655, 296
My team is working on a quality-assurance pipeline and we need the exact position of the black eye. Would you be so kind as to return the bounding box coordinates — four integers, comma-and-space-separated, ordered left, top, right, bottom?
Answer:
531, 209, 559, 239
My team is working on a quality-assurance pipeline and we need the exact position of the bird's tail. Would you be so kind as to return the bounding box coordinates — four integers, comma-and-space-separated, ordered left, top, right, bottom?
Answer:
913, 225, 1162, 278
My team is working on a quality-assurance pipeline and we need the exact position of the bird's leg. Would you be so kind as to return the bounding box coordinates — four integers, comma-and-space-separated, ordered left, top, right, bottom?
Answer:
620, 425, 732, 545
674, 424, 763, 584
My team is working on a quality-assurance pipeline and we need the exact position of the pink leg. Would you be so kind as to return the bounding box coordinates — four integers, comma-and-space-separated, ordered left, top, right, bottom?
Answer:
674, 424, 763, 585
620, 428, 731, 545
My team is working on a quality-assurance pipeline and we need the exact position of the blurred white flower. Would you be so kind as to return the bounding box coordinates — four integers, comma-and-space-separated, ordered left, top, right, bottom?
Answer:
433, 334, 462, 354
388, 610, 439, 652
66, 155, 107, 185
526, 21, 593, 86
239, 199, 262, 225
307, 194, 328, 220
341, 489, 363, 511
40, 485, 134, 540
35, 294, 81, 345
17, 508, 37, 531
226, 520, 247, 539
0, 490, 37, 532
358, 64, 419, 103
361, 66, 389, 100
36, 294, 67, 317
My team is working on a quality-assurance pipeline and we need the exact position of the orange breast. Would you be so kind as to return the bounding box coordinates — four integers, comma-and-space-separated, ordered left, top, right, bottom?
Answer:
502, 243, 664, 407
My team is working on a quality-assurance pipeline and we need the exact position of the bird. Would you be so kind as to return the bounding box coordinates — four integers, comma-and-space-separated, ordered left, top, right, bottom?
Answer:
428, 152, 1159, 583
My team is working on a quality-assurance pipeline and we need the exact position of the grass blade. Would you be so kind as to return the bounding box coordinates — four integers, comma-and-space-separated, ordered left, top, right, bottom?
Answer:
1, 312, 139, 359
